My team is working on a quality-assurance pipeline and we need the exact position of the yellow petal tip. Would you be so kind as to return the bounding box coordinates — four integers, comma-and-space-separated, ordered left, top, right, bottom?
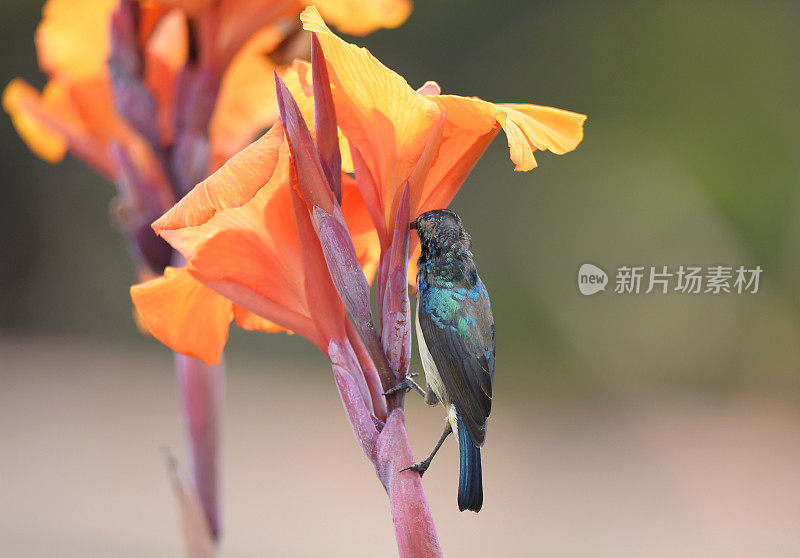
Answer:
3, 79, 67, 163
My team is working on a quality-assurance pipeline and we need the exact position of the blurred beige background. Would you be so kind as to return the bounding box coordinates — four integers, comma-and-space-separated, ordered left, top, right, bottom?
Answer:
2, 0, 800, 556
2, 337, 799, 556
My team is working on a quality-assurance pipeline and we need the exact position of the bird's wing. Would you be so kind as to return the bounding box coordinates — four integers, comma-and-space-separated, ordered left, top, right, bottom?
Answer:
418, 277, 495, 446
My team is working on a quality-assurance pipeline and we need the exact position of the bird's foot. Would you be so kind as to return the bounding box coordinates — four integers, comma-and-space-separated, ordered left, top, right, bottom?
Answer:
400, 458, 431, 476
383, 374, 423, 397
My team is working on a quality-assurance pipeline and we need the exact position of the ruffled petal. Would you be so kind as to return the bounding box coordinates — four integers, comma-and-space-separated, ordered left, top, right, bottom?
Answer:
414, 95, 500, 216
162, 164, 309, 320
158, 145, 324, 339
312, 0, 413, 36
131, 266, 233, 365
153, 139, 378, 347
427, 94, 587, 173
495, 103, 587, 171
155, 122, 285, 231
152, 122, 351, 346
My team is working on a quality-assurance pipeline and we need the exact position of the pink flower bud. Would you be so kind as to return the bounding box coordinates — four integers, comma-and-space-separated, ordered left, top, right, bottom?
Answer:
312, 34, 342, 203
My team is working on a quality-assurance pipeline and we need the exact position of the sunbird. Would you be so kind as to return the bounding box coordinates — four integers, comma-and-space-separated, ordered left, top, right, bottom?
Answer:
386, 209, 495, 512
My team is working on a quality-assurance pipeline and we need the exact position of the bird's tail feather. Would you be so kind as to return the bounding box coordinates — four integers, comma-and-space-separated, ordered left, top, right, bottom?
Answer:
457, 412, 483, 512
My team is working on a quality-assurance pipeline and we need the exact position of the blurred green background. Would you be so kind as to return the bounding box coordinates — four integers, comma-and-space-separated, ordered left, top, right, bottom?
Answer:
2, 1, 799, 556
3, 0, 799, 395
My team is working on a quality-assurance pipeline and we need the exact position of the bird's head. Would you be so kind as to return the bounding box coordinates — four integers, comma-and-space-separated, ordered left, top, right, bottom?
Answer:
411, 209, 472, 250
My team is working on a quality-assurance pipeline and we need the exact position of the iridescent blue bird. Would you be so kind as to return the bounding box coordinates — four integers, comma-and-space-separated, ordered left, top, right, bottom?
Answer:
386, 209, 495, 512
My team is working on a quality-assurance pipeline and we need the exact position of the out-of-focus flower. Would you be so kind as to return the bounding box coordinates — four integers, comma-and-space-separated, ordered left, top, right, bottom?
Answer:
4, 0, 414, 183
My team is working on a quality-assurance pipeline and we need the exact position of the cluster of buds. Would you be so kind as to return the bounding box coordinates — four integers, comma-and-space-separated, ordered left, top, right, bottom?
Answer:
275, 39, 439, 550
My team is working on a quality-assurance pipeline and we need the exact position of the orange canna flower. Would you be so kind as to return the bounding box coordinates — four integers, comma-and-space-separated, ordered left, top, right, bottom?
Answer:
133, 5, 585, 365
128, 15, 583, 552
131, 122, 380, 365
292, 7, 586, 268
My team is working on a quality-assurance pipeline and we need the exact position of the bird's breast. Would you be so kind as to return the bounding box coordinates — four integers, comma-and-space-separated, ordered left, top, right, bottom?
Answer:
415, 296, 449, 407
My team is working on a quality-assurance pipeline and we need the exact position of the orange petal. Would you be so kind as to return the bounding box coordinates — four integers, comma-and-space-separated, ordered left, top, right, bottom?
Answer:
301, 6, 442, 236
198, 274, 324, 347
131, 266, 233, 365
152, 123, 335, 344
155, 142, 378, 347
312, 0, 413, 36
29, 0, 181, 183
290, 179, 346, 342
144, 9, 189, 146
69, 76, 131, 144
233, 305, 286, 333
3, 78, 69, 163
210, 27, 281, 167
155, 122, 285, 231
413, 94, 500, 216
428, 94, 587, 172
67, 75, 167, 188
342, 175, 381, 284
35, 0, 118, 81
163, 156, 309, 321
159, 146, 320, 337
495, 103, 587, 171
2, 77, 121, 176
302, 5, 585, 233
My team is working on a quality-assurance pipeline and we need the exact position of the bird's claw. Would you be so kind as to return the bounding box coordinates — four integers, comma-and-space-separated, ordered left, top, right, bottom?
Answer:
400, 459, 430, 476
382, 374, 421, 397
382, 382, 408, 397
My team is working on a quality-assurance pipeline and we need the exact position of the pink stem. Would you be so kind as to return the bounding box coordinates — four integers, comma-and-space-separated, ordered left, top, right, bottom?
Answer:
174, 352, 225, 540
332, 358, 442, 558
378, 411, 443, 558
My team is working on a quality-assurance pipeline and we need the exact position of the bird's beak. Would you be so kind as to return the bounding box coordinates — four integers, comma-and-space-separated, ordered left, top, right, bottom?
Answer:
409, 219, 417, 231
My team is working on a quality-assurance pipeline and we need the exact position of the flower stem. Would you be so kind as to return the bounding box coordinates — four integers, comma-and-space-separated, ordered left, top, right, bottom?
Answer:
174, 352, 225, 540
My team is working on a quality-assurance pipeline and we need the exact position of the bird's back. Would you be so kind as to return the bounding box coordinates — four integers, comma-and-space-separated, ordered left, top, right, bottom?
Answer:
417, 258, 495, 446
